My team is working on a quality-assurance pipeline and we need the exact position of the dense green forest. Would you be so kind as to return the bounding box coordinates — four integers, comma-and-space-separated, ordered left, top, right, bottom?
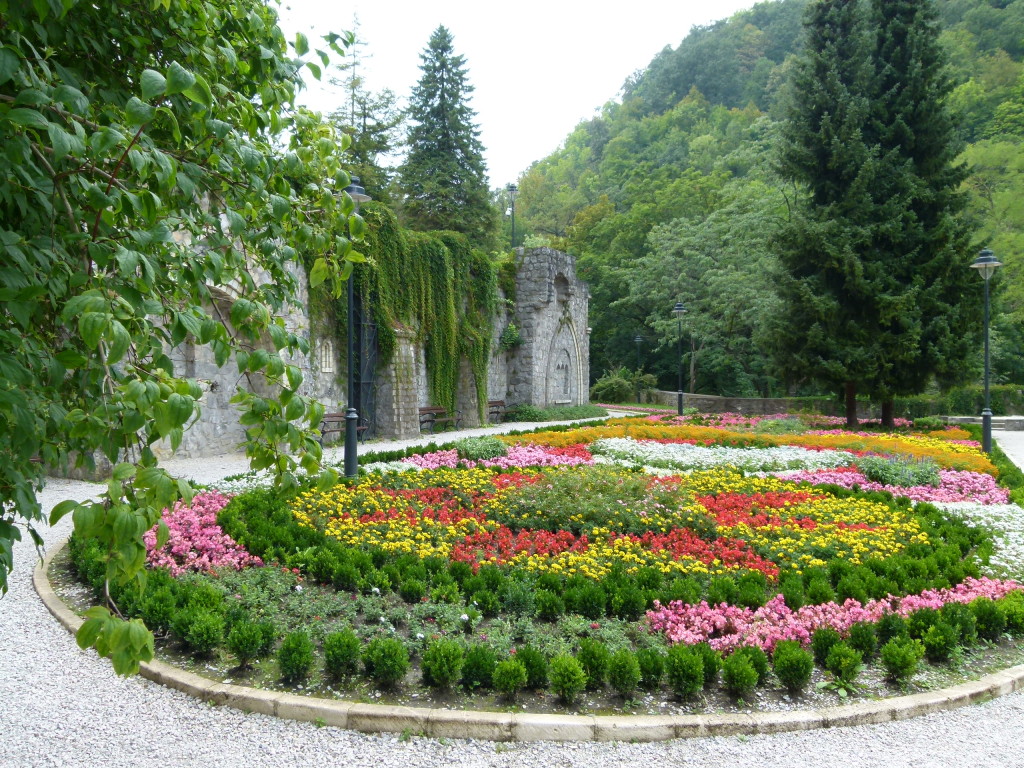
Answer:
512, 0, 1024, 398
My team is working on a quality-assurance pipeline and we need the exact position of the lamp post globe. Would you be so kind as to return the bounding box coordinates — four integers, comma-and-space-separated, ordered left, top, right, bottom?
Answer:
970, 248, 1002, 454
672, 302, 687, 416
342, 177, 371, 478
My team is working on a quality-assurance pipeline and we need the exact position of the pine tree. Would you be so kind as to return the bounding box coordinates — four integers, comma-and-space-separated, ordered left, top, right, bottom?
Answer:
771, 0, 880, 426
772, 0, 979, 427
398, 26, 497, 245
861, 0, 978, 425
328, 17, 403, 203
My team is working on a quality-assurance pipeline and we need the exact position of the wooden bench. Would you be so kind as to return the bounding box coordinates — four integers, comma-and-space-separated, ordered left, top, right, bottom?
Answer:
319, 412, 369, 446
418, 406, 462, 433
487, 400, 507, 423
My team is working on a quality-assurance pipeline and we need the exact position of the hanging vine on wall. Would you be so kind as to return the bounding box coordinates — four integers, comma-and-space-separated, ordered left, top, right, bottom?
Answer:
307, 203, 501, 418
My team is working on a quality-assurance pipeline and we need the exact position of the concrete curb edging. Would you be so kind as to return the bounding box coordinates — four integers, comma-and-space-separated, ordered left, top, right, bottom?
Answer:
35, 540, 1024, 743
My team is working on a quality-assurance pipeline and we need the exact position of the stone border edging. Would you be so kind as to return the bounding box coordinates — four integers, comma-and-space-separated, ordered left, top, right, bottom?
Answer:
35, 539, 1024, 743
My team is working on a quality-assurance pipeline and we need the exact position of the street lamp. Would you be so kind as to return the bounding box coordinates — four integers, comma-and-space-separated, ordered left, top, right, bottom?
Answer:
343, 176, 371, 478
634, 334, 643, 404
506, 183, 518, 249
970, 248, 1002, 454
672, 302, 687, 416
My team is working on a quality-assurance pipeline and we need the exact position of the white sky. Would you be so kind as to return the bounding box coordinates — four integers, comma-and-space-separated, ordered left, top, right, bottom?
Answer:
276, 0, 758, 187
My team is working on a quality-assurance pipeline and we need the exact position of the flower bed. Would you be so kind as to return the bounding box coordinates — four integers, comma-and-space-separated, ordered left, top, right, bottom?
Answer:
66, 418, 1024, 712
646, 577, 1021, 653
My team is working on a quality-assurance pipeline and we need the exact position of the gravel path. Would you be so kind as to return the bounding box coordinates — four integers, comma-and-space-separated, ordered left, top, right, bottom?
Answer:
3, 424, 1024, 767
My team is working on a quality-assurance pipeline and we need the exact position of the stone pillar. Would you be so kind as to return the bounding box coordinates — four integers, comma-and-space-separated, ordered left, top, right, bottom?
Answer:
456, 357, 482, 428
374, 326, 420, 439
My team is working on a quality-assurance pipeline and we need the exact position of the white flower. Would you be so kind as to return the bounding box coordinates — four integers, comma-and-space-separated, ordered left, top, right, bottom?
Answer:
416, 632, 425, 640
460, 613, 470, 622
589, 437, 855, 473
371, 587, 380, 594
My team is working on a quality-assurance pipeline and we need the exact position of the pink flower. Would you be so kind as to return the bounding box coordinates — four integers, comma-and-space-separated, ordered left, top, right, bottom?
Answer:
143, 491, 262, 577
645, 577, 1022, 653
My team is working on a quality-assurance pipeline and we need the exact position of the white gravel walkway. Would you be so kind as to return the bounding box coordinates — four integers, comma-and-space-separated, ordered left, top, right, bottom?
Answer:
3, 422, 1024, 767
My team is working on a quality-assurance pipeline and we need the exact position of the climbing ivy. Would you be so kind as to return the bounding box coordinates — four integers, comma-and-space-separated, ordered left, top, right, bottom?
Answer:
309, 205, 501, 419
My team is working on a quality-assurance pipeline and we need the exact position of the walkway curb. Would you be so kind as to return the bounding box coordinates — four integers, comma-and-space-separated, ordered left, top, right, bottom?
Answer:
35, 538, 1024, 743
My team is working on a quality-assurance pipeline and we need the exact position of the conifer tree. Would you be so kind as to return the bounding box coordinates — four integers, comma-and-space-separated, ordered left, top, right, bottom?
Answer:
398, 26, 497, 246
771, 0, 879, 426
772, 0, 978, 427
861, 0, 977, 425
328, 18, 403, 203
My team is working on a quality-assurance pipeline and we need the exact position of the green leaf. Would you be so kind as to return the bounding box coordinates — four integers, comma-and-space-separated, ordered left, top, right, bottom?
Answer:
166, 392, 193, 427
47, 123, 73, 161
106, 320, 131, 364
165, 61, 196, 96
349, 213, 367, 240
124, 97, 155, 126
284, 396, 305, 421
53, 84, 88, 112
78, 312, 108, 349
76, 618, 105, 650
140, 69, 166, 101
182, 73, 213, 108
49, 499, 78, 525
269, 194, 290, 221
294, 32, 309, 56
0, 48, 21, 86
309, 257, 329, 288
306, 62, 321, 80
15, 88, 49, 106
111, 462, 136, 481
224, 208, 245, 235
7, 108, 48, 129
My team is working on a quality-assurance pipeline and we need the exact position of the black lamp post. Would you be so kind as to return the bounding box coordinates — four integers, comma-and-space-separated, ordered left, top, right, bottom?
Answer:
971, 248, 1002, 454
343, 176, 371, 478
634, 334, 643, 404
507, 183, 518, 249
672, 302, 687, 416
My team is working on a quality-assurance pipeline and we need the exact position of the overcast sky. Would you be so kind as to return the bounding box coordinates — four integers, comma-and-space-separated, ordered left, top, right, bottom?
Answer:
276, 0, 758, 187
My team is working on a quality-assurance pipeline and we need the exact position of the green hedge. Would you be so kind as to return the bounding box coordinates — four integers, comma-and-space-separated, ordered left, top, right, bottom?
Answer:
893, 385, 1024, 417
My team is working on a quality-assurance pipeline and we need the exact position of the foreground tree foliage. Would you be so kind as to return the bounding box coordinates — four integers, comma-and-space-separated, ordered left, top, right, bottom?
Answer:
0, 0, 363, 672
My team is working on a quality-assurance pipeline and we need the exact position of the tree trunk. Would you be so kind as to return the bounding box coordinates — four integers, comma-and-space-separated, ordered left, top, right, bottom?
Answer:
881, 400, 895, 429
845, 382, 858, 429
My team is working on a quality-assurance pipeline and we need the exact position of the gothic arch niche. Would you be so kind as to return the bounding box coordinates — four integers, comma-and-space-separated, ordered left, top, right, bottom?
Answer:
554, 273, 571, 305
545, 322, 581, 407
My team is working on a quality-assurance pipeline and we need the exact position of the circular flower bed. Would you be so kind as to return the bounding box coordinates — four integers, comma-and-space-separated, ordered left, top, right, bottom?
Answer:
66, 417, 1024, 712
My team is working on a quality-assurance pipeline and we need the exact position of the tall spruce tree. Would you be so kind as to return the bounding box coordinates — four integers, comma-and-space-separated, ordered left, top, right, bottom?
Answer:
772, 0, 979, 427
772, 0, 880, 426
398, 26, 497, 245
861, 0, 977, 425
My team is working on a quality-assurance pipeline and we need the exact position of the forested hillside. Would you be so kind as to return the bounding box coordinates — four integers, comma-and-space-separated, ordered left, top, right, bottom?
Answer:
514, 0, 1024, 396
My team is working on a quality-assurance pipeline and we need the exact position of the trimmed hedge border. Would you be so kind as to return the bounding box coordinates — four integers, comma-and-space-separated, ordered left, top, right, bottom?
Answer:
36, 537, 1024, 743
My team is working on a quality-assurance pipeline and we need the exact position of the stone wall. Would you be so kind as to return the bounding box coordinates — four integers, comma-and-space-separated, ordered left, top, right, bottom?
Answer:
648, 390, 877, 419
157, 262, 345, 459
159, 247, 590, 456
506, 248, 590, 409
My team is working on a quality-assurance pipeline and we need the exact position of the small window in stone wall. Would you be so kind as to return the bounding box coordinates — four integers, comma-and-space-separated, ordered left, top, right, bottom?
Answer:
319, 339, 335, 374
